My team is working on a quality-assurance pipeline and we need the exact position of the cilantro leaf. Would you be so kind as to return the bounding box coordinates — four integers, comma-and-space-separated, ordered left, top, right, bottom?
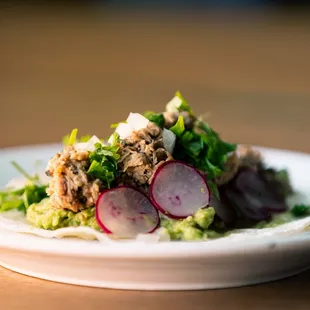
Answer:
0, 197, 24, 212
0, 162, 48, 213
144, 111, 165, 128
291, 204, 310, 217
23, 184, 47, 209
87, 141, 120, 189
0, 184, 47, 213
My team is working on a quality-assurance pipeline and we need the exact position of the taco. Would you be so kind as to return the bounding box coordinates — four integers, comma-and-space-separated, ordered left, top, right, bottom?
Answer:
1, 92, 310, 242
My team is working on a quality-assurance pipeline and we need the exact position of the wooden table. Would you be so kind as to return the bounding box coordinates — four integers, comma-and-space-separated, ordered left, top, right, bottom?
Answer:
1, 6, 310, 309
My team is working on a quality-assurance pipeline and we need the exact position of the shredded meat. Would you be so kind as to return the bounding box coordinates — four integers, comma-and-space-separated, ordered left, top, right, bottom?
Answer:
117, 122, 173, 189
238, 145, 263, 170
45, 146, 102, 212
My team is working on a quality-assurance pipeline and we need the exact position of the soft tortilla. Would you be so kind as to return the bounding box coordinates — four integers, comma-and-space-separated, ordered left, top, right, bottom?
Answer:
1, 177, 310, 243
0, 176, 170, 243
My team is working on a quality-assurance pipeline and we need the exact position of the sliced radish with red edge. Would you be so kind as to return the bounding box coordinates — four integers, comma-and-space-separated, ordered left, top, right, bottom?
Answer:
150, 160, 210, 219
96, 186, 160, 238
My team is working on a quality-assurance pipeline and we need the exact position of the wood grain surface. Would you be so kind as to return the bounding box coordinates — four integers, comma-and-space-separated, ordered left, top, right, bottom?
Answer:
1, 6, 310, 310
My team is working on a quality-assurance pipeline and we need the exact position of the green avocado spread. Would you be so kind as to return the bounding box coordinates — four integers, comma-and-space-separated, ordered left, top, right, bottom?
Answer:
254, 211, 296, 229
27, 198, 100, 231
161, 207, 301, 241
26, 200, 300, 240
161, 207, 223, 241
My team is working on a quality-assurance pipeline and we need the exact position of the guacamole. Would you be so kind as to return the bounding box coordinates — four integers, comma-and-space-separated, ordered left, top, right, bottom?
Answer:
27, 198, 100, 231
254, 211, 296, 229
26, 200, 220, 239
26, 198, 304, 240
161, 207, 223, 241
161, 206, 305, 241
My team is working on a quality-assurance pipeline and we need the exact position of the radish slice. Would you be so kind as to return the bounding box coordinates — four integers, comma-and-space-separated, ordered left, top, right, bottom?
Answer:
95, 186, 160, 238
150, 161, 210, 219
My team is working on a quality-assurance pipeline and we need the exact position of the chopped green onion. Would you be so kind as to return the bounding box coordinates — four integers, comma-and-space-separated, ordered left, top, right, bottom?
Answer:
170, 115, 185, 136
11, 161, 34, 183
68, 128, 78, 145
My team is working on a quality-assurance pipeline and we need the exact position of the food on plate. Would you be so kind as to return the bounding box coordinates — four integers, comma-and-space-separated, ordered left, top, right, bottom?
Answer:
96, 186, 160, 238
0, 91, 309, 242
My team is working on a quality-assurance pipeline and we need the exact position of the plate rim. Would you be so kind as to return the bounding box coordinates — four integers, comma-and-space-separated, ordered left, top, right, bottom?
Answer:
1, 229, 310, 259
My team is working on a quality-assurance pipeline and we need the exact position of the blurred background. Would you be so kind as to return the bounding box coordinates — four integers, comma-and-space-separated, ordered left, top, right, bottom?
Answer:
1, 1, 310, 151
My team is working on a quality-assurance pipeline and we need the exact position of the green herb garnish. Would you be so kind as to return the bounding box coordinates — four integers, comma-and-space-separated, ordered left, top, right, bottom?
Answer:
170, 115, 185, 136
0, 162, 48, 213
163, 92, 237, 196
62, 129, 92, 146
144, 111, 165, 128
87, 134, 120, 188
167, 93, 236, 180
68, 128, 78, 145
291, 204, 310, 217
166, 91, 193, 115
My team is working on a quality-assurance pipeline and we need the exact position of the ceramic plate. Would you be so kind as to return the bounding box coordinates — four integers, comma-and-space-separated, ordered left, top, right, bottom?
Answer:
1, 144, 310, 290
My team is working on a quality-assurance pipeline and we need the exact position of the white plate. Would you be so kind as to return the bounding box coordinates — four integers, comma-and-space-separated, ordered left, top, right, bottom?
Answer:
1, 144, 310, 290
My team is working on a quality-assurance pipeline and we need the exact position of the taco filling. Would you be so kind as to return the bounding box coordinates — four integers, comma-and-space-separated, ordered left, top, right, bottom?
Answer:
0, 92, 309, 241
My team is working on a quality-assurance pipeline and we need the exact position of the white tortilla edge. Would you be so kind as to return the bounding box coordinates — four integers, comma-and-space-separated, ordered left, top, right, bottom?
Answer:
1, 176, 310, 243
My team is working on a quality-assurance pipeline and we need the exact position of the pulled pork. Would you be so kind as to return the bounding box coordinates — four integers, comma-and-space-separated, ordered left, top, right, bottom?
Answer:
45, 146, 102, 212
238, 145, 263, 170
117, 122, 173, 190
